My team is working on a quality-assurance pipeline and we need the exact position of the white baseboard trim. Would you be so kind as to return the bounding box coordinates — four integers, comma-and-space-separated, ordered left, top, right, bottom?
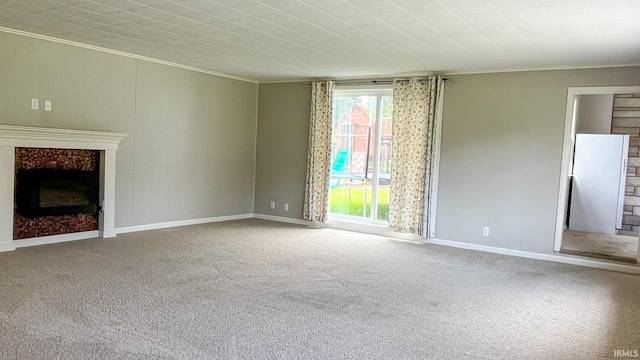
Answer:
115, 213, 254, 234
254, 215, 639, 274
100, 229, 117, 238
428, 238, 640, 274
14, 230, 100, 249
5, 213, 637, 274
325, 219, 425, 242
254, 215, 427, 243
0, 242, 16, 252
253, 213, 315, 226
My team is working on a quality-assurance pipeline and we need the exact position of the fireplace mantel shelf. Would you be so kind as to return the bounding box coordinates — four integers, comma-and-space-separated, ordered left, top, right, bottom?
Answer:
0, 125, 128, 252
0, 125, 128, 150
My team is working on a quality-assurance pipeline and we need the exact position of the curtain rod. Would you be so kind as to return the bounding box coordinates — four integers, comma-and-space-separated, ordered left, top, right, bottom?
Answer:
304, 77, 453, 86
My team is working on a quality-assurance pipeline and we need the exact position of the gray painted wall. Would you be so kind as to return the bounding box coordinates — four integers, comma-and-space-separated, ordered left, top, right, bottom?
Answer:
0, 32, 258, 228
576, 94, 614, 134
4, 30, 640, 256
254, 67, 640, 255
255, 83, 311, 217
434, 67, 640, 255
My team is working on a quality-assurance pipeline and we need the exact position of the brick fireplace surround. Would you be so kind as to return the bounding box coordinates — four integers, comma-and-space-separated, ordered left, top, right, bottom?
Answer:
0, 125, 127, 252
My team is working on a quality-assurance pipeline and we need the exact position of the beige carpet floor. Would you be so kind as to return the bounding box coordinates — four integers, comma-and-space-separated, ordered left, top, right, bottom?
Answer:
561, 230, 638, 263
0, 219, 639, 359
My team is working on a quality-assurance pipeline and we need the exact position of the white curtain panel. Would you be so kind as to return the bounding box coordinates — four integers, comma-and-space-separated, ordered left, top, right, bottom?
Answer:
303, 81, 335, 223
389, 76, 443, 237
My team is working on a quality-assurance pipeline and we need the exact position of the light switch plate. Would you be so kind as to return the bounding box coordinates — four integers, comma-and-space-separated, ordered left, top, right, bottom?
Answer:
44, 100, 52, 112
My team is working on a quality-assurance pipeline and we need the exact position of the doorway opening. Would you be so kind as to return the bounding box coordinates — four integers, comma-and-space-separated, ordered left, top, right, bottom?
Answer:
555, 87, 640, 264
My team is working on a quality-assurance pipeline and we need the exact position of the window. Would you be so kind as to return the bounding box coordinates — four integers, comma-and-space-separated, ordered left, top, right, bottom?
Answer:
329, 88, 392, 223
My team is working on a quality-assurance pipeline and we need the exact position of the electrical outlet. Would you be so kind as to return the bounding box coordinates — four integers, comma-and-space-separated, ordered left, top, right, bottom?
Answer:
483, 227, 490, 237
284, 203, 289, 211
270, 201, 275, 210
31, 98, 38, 110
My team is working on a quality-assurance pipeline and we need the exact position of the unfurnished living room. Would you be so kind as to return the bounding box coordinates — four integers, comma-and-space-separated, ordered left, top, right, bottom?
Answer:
0, 0, 639, 359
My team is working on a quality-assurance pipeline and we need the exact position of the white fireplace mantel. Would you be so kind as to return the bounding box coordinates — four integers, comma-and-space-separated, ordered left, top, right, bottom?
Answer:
0, 125, 128, 252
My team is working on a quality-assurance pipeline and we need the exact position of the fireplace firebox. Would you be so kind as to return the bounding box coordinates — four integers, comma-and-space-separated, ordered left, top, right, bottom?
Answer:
15, 169, 99, 218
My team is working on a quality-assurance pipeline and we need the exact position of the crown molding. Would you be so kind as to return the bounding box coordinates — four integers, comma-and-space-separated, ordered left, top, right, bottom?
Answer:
444, 62, 640, 76
0, 26, 259, 84
258, 63, 640, 84
2, 26, 638, 85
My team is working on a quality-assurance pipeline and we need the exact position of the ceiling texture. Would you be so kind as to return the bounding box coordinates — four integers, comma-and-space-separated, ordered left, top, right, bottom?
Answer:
0, 0, 638, 82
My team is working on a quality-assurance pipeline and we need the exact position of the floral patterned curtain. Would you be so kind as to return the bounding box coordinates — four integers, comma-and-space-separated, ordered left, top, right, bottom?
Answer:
303, 81, 335, 223
388, 76, 443, 237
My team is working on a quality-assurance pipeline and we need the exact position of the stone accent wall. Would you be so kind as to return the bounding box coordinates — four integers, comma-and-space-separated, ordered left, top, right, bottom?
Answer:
612, 94, 640, 233
14, 214, 98, 240
15, 147, 97, 171
13, 148, 99, 240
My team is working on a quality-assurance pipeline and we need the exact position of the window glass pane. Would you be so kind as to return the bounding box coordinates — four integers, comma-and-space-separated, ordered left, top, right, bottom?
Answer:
329, 92, 391, 222
329, 95, 376, 218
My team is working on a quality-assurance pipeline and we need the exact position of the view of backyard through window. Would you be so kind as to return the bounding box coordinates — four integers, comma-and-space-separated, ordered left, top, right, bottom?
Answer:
329, 91, 392, 222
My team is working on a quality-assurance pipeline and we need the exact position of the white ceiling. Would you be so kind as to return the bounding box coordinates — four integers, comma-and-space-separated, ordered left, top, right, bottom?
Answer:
0, 0, 639, 82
